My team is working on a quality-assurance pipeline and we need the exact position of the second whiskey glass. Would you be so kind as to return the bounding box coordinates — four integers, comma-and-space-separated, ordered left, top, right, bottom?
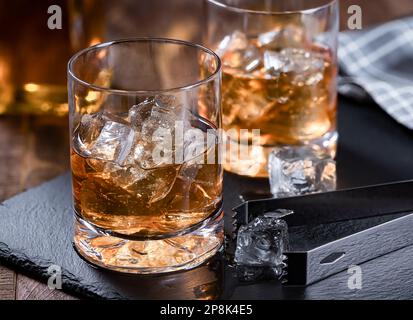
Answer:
205, 0, 339, 177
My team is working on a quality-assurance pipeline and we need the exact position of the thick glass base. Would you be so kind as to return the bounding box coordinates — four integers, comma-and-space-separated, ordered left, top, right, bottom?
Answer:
224, 131, 338, 178
74, 211, 224, 274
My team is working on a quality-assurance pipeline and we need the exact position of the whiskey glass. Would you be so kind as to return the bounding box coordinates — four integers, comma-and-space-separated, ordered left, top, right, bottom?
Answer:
68, 38, 223, 274
205, 0, 339, 177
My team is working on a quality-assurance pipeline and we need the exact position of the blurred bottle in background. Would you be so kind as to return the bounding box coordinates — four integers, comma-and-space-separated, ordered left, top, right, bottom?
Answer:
0, 0, 406, 117
0, 0, 203, 117
0, 0, 71, 116
69, 0, 202, 50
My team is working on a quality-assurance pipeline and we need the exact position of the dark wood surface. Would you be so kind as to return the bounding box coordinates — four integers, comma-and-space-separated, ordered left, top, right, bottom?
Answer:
1, 0, 413, 300
0, 116, 72, 300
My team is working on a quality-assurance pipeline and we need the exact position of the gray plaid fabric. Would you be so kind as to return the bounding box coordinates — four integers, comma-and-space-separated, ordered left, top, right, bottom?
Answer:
339, 17, 413, 129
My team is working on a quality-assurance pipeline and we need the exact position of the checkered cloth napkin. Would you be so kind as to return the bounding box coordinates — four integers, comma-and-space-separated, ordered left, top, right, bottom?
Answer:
338, 17, 413, 129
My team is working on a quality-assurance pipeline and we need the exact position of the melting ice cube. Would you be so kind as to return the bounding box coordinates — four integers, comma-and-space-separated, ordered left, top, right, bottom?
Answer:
77, 113, 105, 149
77, 112, 136, 165
257, 29, 282, 48
216, 30, 249, 57
268, 145, 336, 198
257, 25, 306, 50
263, 51, 285, 75
126, 95, 199, 169
217, 31, 262, 72
234, 209, 292, 280
263, 48, 325, 85
279, 48, 325, 85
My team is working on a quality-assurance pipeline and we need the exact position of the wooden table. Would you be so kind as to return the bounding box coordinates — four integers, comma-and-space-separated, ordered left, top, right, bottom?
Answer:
0, 115, 73, 299
1, 0, 413, 300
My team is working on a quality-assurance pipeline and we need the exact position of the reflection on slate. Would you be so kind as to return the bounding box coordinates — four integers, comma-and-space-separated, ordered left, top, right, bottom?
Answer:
1, 99, 413, 299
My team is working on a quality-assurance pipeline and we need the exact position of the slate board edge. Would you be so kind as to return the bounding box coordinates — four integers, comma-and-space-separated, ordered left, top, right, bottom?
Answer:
0, 174, 125, 300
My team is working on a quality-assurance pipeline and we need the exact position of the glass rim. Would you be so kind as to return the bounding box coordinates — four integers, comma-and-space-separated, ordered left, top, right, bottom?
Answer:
68, 37, 222, 95
206, 0, 338, 15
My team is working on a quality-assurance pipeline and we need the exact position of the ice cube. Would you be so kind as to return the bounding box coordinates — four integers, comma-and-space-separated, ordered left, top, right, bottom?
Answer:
122, 137, 174, 170
142, 96, 186, 137
223, 46, 262, 72
268, 145, 336, 198
77, 112, 136, 165
116, 128, 136, 165
90, 120, 135, 164
226, 140, 266, 177
126, 95, 190, 169
106, 164, 147, 188
236, 265, 265, 282
257, 29, 282, 48
130, 99, 199, 170
217, 31, 262, 73
128, 100, 153, 128
153, 94, 182, 110
128, 95, 183, 130
144, 167, 179, 204
216, 30, 249, 57
262, 47, 326, 85
263, 51, 285, 75
160, 129, 209, 210
278, 48, 314, 72
305, 72, 324, 86
77, 113, 105, 151
183, 126, 208, 164
282, 24, 306, 46
257, 25, 306, 50
234, 210, 291, 277
236, 265, 289, 282
278, 48, 325, 85
107, 163, 179, 204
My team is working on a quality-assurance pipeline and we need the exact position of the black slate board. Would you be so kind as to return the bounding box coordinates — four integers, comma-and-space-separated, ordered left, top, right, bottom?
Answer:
1, 98, 413, 299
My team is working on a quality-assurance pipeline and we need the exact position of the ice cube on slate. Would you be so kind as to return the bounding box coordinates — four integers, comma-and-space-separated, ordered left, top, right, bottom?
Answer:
234, 209, 292, 279
268, 145, 336, 198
